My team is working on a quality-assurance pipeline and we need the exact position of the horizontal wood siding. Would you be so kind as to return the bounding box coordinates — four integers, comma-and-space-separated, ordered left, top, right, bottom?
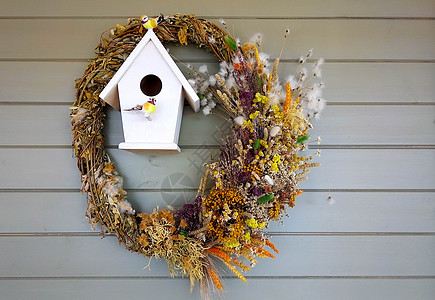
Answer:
0, 1, 434, 299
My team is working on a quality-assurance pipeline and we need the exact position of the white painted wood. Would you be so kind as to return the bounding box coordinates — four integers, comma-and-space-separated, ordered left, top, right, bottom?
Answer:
1, 105, 434, 146
1, 19, 434, 60
118, 142, 181, 152
0, 149, 433, 190
2, 62, 434, 104
1, 278, 435, 300
1, 0, 434, 18
110, 32, 192, 151
117, 61, 184, 150
1, 192, 434, 233
100, 29, 199, 112
0, 236, 433, 277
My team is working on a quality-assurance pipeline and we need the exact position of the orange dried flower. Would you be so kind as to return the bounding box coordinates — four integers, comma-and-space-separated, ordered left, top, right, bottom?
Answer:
179, 219, 188, 229
230, 258, 250, 272
233, 63, 242, 71
269, 200, 281, 220
221, 260, 247, 282
247, 244, 275, 259
207, 266, 223, 290
138, 234, 149, 248
206, 247, 231, 262
284, 82, 292, 112
265, 238, 279, 254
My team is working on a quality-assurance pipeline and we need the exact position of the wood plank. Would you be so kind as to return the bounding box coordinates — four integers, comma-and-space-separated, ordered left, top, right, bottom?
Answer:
0, 235, 433, 277
287, 63, 435, 104
265, 192, 435, 233
2, 62, 434, 104
0, 19, 434, 60
1, 105, 434, 146
1, 278, 434, 300
0, 149, 433, 190
0, 192, 90, 233
178, 105, 435, 146
0, 192, 434, 233
1, 0, 434, 18
0, 61, 86, 102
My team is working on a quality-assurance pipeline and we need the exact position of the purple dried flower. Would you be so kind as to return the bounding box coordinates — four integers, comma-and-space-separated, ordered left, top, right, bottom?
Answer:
237, 171, 251, 183
174, 196, 202, 231
245, 149, 254, 162
239, 91, 254, 106
252, 187, 262, 196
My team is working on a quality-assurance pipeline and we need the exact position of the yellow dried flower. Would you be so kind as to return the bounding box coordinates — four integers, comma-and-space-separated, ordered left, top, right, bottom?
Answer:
253, 92, 268, 104
242, 120, 254, 131
271, 162, 279, 172
272, 155, 281, 163
260, 140, 268, 147
224, 237, 241, 248
245, 218, 259, 228
249, 111, 260, 120
270, 105, 281, 116
229, 221, 244, 239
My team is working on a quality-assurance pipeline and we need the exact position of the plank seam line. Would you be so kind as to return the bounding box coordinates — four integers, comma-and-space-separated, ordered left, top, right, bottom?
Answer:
0, 145, 434, 150
179, 145, 435, 150
0, 275, 433, 280
0, 188, 434, 193
1, 232, 433, 237
1, 101, 434, 106
0, 58, 434, 63
0, 16, 434, 20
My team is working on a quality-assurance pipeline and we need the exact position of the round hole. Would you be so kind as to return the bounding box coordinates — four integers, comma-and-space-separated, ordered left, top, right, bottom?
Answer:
140, 74, 162, 96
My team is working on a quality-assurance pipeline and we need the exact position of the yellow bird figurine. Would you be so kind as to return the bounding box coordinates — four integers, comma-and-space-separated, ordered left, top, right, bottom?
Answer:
140, 14, 164, 29
143, 98, 157, 120
123, 97, 157, 121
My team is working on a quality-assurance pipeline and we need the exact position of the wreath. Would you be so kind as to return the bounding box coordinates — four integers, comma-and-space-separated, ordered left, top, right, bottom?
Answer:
71, 14, 325, 298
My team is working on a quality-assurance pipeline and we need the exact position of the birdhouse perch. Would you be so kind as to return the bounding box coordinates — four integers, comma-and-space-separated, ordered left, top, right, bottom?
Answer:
99, 29, 200, 152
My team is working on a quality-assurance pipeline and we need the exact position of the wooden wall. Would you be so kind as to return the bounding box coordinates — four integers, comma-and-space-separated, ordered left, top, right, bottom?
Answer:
0, 1, 434, 299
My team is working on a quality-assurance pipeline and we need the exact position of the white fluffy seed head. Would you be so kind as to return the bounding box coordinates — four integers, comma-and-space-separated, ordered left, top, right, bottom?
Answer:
269, 126, 281, 137
233, 116, 245, 126
198, 64, 208, 74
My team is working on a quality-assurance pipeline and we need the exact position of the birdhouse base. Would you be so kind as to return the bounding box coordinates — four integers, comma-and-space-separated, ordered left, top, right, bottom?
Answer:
118, 142, 181, 153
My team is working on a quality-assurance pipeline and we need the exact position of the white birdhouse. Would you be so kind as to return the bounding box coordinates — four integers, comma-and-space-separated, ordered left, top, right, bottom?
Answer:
99, 29, 200, 152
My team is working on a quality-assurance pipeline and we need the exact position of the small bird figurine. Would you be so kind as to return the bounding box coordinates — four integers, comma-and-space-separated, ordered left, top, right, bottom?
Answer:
144, 98, 156, 113
123, 98, 157, 121
140, 14, 164, 29
143, 98, 157, 120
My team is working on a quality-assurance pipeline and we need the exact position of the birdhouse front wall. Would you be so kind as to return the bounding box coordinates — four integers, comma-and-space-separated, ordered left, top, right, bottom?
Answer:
117, 41, 185, 149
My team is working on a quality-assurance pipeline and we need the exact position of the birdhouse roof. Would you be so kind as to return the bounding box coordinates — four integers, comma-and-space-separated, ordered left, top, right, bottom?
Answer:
99, 29, 199, 112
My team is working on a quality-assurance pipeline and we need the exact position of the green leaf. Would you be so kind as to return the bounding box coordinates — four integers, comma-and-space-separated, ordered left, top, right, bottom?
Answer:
224, 35, 237, 50
296, 135, 309, 144
253, 139, 260, 149
258, 194, 274, 204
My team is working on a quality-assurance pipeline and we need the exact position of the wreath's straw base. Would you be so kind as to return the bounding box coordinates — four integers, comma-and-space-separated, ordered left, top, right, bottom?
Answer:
72, 14, 323, 299
119, 142, 181, 152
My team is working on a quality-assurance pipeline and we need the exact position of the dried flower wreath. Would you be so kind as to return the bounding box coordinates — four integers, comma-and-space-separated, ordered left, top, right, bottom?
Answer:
71, 14, 325, 298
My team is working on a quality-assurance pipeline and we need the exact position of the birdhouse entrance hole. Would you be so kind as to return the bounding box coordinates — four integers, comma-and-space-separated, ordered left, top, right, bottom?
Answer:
140, 74, 162, 96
